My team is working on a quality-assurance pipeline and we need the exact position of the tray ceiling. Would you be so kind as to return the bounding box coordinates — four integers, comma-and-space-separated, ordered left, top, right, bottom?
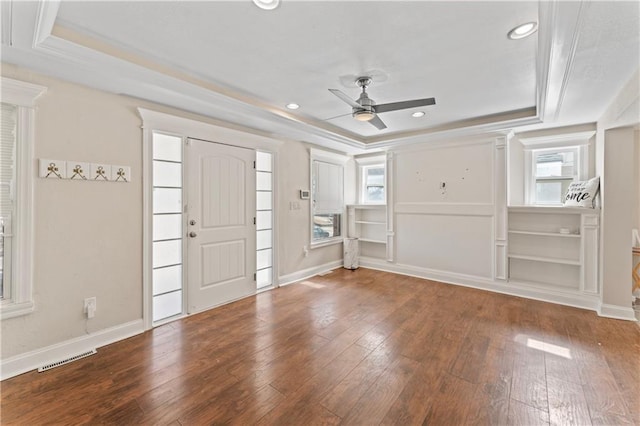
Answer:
2, 1, 639, 152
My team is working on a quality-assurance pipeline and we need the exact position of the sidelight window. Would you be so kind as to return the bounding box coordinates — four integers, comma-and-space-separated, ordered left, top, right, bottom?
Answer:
151, 132, 184, 323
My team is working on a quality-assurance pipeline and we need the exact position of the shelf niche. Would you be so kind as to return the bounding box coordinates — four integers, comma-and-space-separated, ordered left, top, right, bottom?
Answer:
507, 206, 599, 294
347, 205, 387, 260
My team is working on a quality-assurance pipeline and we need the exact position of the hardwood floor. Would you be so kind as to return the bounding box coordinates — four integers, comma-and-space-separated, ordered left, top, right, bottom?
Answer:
2, 268, 639, 425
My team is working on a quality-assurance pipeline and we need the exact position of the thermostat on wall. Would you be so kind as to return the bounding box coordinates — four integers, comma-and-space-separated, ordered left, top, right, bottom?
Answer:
300, 190, 310, 199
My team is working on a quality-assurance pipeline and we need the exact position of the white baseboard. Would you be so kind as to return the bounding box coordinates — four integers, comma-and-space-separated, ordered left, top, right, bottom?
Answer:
278, 260, 343, 286
359, 257, 606, 315
1, 319, 145, 381
598, 303, 638, 321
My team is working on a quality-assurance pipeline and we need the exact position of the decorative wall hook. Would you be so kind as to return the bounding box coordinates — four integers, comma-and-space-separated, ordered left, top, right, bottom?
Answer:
70, 164, 87, 180
39, 159, 66, 179
91, 163, 110, 181
40, 159, 130, 183
95, 166, 107, 180
115, 167, 128, 182
46, 163, 62, 178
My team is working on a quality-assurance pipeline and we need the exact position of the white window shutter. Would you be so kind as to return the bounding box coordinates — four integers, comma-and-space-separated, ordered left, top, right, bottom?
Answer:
313, 161, 343, 214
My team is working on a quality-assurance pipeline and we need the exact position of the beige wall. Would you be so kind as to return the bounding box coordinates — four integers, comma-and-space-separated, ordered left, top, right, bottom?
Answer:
1, 64, 344, 360
596, 68, 640, 313
1, 65, 143, 358
277, 142, 354, 276
601, 127, 635, 308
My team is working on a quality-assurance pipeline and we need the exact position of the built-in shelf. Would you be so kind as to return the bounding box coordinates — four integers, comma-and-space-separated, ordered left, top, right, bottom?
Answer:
507, 207, 599, 295
347, 204, 388, 261
508, 205, 600, 214
508, 230, 580, 238
508, 254, 580, 266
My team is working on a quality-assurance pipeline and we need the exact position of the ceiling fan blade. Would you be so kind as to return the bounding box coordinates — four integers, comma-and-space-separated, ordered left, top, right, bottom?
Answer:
368, 115, 387, 130
373, 97, 436, 114
328, 89, 363, 109
324, 112, 353, 121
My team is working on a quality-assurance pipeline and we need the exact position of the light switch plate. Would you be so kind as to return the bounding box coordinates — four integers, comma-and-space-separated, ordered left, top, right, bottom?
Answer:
111, 165, 131, 182
66, 161, 90, 180
91, 163, 111, 181
39, 159, 66, 179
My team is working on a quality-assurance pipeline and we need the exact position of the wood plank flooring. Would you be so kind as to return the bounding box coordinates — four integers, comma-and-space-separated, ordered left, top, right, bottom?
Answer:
2, 268, 639, 425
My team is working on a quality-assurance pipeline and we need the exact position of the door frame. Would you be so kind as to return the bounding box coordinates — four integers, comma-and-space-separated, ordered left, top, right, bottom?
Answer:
139, 108, 282, 331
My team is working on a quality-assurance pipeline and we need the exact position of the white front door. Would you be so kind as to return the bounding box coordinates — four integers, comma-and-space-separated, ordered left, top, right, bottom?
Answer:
186, 138, 256, 314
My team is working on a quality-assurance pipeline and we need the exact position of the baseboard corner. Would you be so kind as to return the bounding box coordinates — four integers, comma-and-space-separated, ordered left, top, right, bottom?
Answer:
277, 260, 343, 286
598, 303, 638, 321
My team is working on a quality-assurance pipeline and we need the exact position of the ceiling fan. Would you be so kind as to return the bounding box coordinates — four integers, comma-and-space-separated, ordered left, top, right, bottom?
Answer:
328, 77, 436, 130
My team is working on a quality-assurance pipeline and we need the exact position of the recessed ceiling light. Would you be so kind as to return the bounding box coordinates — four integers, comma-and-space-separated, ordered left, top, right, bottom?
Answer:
411, 111, 425, 118
285, 103, 299, 110
253, 0, 280, 11
508, 22, 538, 40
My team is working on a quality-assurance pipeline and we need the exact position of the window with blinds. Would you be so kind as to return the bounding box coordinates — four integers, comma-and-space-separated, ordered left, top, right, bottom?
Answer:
1, 103, 17, 300
311, 159, 344, 243
531, 147, 579, 205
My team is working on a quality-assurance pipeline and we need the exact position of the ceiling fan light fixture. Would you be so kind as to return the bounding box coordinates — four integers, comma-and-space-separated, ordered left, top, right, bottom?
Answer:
354, 111, 375, 121
508, 22, 538, 40
412, 111, 425, 118
285, 103, 299, 110
252, 0, 280, 11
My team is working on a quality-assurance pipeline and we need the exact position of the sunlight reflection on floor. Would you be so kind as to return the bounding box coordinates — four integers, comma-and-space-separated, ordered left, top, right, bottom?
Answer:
514, 334, 572, 359
299, 280, 326, 289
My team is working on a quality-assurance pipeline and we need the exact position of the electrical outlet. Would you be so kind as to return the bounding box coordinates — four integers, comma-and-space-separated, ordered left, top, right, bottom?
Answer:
84, 297, 97, 319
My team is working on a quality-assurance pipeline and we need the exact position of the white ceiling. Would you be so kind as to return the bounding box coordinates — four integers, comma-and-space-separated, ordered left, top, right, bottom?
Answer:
2, 1, 639, 152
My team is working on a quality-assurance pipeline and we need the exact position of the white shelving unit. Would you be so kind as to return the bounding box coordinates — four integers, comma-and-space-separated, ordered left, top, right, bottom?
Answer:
347, 205, 387, 260
507, 206, 599, 294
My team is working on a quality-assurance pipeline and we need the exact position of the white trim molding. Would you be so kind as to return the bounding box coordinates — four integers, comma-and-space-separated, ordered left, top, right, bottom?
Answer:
0, 77, 47, 107
0, 77, 47, 320
0, 319, 144, 381
278, 260, 343, 287
598, 304, 637, 322
358, 258, 606, 316
537, 1, 589, 122
138, 108, 284, 329
518, 130, 595, 205
494, 135, 508, 281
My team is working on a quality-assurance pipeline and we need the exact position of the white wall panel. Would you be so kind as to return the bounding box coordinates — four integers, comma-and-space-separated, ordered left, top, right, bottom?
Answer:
392, 139, 497, 281
395, 214, 493, 278
395, 143, 494, 204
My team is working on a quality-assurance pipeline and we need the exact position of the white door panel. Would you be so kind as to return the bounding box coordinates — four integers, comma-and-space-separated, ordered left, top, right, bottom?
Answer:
187, 139, 256, 313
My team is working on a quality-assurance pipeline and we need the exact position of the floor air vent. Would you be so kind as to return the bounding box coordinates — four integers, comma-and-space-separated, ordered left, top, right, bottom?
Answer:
38, 349, 97, 372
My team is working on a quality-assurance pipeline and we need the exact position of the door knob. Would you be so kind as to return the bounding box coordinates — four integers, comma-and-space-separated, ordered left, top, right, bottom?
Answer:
189, 231, 197, 238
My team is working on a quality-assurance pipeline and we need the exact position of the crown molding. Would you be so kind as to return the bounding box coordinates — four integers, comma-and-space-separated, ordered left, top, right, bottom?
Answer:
33, 0, 59, 46
519, 130, 596, 148
2, 0, 584, 153
537, 0, 589, 122
1, 76, 47, 106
